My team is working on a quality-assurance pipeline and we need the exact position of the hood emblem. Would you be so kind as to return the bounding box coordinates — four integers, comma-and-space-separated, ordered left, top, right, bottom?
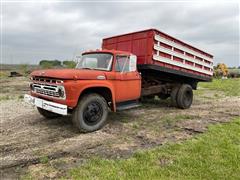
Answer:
97, 75, 106, 80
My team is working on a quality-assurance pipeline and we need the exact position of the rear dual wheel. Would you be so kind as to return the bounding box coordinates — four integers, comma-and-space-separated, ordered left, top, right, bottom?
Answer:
171, 86, 180, 107
171, 84, 193, 109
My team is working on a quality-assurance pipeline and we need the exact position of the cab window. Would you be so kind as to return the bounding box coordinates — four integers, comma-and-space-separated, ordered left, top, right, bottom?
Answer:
115, 55, 130, 72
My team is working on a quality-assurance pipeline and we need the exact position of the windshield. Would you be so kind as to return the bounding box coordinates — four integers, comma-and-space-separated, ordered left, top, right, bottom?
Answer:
76, 53, 113, 71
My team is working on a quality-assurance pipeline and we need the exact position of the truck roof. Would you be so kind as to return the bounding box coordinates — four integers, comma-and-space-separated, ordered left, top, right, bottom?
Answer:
103, 28, 213, 58
83, 49, 132, 56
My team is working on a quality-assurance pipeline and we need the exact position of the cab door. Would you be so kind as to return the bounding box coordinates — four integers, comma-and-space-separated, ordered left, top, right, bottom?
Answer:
114, 55, 141, 102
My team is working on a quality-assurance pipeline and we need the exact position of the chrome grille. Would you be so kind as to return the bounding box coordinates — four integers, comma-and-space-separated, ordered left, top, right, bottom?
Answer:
35, 88, 59, 97
32, 83, 65, 99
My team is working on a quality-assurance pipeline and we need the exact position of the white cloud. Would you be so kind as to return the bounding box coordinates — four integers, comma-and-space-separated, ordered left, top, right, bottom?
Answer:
2, 1, 239, 66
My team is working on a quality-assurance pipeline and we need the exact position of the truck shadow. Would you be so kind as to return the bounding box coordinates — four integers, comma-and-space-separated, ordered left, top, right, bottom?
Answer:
107, 99, 173, 126
140, 98, 172, 108
26, 114, 80, 138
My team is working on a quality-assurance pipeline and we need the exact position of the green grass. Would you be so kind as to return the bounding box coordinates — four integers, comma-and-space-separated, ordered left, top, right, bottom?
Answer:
39, 156, 49, 164
68, 117, 240, 180
199, 78, 240, 96
0, 71, 9, 78
0, 95, 11, 101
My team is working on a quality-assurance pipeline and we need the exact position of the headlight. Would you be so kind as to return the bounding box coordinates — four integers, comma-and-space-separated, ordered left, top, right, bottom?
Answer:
58, 86, 65, 99
30, 83, 34, 91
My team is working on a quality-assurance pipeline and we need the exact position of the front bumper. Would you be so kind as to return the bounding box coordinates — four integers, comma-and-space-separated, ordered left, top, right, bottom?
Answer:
24, 94, 67, 115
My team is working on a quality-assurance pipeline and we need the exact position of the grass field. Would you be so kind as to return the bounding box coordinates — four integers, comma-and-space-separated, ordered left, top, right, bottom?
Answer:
65, 78, 240, 179
68, 117, 240, 179
199, 78, 240, 96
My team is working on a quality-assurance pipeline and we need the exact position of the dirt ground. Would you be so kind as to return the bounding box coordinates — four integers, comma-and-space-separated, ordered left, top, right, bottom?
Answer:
0, 76, 240, 179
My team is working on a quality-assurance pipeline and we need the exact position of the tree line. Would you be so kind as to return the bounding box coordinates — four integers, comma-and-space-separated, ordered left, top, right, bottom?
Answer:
214, 63, 240, 78
39, 60, 76, 69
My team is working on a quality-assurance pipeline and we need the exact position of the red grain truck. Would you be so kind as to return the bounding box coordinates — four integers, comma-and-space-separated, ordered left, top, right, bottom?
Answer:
24, 29, 213, 132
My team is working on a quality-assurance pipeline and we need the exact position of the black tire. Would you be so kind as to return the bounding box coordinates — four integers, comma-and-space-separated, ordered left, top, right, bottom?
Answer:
176, 84, 193, 109
171, 86, 180, 107
72, 93, 108, 133
37, 107, 61, 119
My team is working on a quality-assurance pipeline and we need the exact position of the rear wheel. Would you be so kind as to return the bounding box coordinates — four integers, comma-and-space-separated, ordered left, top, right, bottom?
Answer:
171, 86, 180, 107
37, 107, 61, 119
72, 93, 108, 133
176, 84, 193, 109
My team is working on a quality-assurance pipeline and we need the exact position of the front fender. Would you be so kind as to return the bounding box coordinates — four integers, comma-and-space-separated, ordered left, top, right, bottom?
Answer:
64, 80, 116, 111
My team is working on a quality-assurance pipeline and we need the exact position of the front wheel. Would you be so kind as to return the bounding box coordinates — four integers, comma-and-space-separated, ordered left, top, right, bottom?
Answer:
72, 93, 108, 133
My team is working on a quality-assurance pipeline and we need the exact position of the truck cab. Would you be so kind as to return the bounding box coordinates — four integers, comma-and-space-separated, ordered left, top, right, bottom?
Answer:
25, 49, 141, 132
76, 50, 141, 106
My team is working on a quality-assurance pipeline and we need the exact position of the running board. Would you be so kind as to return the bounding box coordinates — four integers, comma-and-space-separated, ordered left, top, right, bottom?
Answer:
116, 100, 141, 111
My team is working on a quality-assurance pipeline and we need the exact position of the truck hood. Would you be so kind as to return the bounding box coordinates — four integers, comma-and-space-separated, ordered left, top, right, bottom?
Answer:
31, 69, 106, 80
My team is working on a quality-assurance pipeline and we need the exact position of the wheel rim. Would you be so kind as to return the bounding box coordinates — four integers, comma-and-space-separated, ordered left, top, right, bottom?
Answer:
83, 101, 103, 125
